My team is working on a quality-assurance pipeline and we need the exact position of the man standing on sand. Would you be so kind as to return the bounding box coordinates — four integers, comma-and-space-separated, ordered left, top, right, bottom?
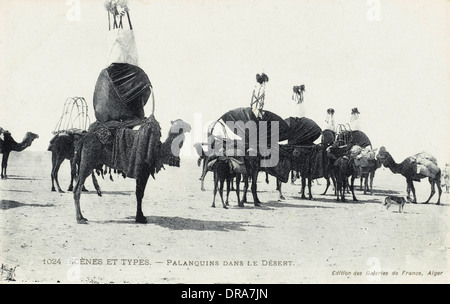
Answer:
443, 163, 449, 193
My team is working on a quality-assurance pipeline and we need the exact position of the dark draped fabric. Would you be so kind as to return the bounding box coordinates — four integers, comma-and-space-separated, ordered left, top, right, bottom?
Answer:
93, 63, 152, 123
285, 117, 322, 145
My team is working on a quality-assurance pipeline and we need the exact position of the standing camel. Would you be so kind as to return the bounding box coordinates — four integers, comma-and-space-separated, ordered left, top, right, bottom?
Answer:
72, 116, 191, 224
357, 156, 381, 195
209, 154, 243, 209
48, 131, 100, 194
0, 129, 39, 179
332, 155, 358, 202
377, 147, 442, 204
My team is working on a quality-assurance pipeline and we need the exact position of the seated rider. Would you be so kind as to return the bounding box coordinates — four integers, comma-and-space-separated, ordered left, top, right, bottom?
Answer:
251, 73, 269, 119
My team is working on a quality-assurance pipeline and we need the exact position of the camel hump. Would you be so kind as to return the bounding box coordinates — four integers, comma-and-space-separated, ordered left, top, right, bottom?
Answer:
412, 152, 440, 178
415, 152, 438, 164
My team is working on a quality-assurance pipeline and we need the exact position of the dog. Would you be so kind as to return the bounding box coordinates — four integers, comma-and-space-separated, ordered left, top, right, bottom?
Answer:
382, 196, 412, 213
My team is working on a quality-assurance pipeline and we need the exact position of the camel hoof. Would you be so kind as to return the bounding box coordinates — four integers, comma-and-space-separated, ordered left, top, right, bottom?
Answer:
58, 190, 65, 194
254, 202, 261, 207
223, 206, 228, 209
279, 196, 285, 200
77, 217, 88, 224
136, 215, 148, 224
201, 188, 206, 192
51, 188, 56, 192
211, 205, 216, 208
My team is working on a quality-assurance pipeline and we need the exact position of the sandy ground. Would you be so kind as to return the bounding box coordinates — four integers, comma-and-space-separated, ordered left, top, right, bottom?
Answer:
0, 150, 449, 284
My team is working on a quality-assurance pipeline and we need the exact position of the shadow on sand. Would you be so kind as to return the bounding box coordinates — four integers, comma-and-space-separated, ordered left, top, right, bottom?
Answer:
99, 216, 268, 232
370, 188, 402, 197
263, 200, 335, 209
2, 175, 43, 181
290, 195, 367, 205
0, 200, 55, 210
148, 216, 268, 231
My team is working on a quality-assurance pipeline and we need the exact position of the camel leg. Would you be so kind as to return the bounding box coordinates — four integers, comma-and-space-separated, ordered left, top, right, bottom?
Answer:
235, 174, 242, 207
211, 171, 219, 208
73, 162, 90, 224
307, 178, 313, 200
200, 159, 208, 191
369, 172, 375, 195
241, 175, 249, 206
225, 179, 231, 207
51, 152, 57, 191
251, 171, 261, 206
335, 179, 341, 201
53, 157, 65, 193
277, 179, 285, 200
407, 180, 417, 203
300, 177, 307, 199
424, 177, 436, 204
351, 176, 358, 201
1, 152, 10, 179
91, 172, 102, 197
68, 159, 75, 192
322, 175, 331, 195
219, 180, 227, 209
135, 170, 150, 223
341, 177, 347, 202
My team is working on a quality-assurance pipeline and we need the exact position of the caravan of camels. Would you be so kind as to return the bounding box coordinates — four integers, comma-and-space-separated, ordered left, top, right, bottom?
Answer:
0, 0, 445, 226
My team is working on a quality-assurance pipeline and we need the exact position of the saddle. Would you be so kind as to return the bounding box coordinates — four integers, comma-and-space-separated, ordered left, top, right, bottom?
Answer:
89, 118, 147, 145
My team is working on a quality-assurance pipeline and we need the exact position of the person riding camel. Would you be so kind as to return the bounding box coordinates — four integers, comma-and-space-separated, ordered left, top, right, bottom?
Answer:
350, 107, 361, 131
251, 73, 269, 119
292, 85, 306, 118
325, 108, 336, 132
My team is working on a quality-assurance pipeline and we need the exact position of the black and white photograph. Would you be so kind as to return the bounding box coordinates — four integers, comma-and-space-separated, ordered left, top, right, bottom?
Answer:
0, 0, 449, 286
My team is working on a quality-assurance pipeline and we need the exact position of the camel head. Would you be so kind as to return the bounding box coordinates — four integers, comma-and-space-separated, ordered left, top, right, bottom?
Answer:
23, 132, 39, 148
193, 142, 204, 157
25, 132, 39, 141
160, 119, 191, 167
376, 146, 391, 167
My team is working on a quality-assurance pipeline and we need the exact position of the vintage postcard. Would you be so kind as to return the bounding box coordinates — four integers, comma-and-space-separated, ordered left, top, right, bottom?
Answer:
0, 0, 448, 287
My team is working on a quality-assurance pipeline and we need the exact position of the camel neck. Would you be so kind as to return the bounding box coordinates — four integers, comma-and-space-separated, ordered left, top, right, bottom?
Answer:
384, 154, 401, 174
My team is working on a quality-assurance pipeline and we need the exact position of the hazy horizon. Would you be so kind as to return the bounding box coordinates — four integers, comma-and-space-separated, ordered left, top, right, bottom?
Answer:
1, 0, 448, 166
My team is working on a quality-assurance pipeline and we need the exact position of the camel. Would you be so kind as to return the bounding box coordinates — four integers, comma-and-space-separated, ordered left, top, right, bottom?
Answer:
209, 155, 242, 209
332, 155, 358, 202
377, 147, 442, 204
0, 129, 39, 179
357, 156, 381, 195
72, 116, 191, 224
48, 131, 101, 195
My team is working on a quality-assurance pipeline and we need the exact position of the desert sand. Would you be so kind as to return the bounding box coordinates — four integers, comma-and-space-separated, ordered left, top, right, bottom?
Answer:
0, 150, 448, 284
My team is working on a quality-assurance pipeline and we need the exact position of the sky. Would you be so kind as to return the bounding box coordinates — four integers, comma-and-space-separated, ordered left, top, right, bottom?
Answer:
0, 0, 449, 166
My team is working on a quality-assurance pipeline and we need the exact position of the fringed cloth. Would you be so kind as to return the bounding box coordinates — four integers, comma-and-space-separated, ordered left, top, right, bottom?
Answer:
112, 115, 163, 179
207, 156, 247, 175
